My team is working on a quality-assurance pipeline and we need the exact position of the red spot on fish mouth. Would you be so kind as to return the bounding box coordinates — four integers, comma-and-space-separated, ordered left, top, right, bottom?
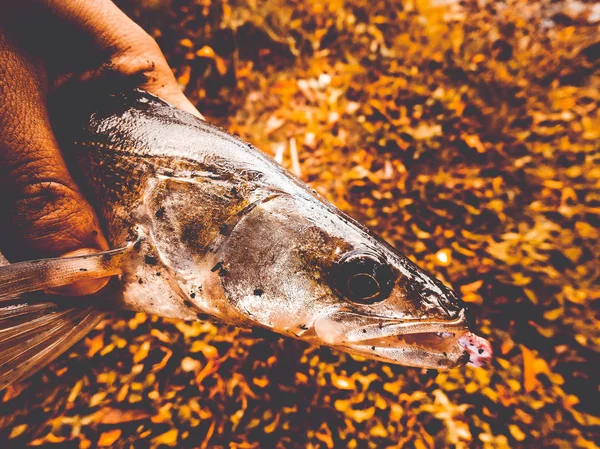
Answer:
458, 332, 493, 367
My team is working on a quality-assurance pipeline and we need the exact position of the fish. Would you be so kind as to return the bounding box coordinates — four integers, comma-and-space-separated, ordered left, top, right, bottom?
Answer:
0, 89, 492, 389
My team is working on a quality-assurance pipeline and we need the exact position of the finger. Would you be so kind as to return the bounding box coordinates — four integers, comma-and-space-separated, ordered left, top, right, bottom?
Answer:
35, 0, 204, 120
0, 31, 109, 263
107, 42, 205, 120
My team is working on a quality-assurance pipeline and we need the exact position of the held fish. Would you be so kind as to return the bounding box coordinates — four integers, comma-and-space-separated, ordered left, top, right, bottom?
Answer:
0, 90, 492, 389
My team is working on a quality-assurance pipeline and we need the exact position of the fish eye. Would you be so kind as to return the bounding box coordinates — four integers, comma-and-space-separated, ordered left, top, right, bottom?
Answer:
332, 251, 395, 304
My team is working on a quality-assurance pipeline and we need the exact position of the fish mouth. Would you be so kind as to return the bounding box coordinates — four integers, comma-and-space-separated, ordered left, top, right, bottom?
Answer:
357, 331, 462, 354
313, 310, 492, 369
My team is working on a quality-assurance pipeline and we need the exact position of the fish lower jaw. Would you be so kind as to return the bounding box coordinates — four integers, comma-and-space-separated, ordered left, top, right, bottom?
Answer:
345, 329, 492, 369
354, 331, 464, 354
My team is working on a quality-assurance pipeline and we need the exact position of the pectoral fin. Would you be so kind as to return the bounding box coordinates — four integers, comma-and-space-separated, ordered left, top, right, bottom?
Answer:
0, 245, 134, 390
0, 243, 134, 302
0, 299, 104, 389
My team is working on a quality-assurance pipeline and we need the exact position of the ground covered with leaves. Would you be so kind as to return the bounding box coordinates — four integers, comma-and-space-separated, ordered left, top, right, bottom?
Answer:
1, 0, 599, 448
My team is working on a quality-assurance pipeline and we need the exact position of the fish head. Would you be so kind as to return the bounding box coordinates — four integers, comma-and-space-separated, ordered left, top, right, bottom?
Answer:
214, 192, 492, 369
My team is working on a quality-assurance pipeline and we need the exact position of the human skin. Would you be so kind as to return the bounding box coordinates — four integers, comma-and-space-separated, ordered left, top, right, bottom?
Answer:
0, 0, 201, 294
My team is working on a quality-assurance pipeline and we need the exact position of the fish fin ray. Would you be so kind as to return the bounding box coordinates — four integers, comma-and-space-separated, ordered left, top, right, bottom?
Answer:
0, 299, 104, 390
0, 244, 135, 302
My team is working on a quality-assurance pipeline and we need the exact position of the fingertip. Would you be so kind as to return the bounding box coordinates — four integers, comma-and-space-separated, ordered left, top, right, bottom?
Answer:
170, 92, 204, 119
146, 80, 204, 119
49, 277, 111, 297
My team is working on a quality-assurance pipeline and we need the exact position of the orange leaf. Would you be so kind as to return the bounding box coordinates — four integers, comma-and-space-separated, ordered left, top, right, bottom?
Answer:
196, 45, 216, 59
99, 408, 151, 424
86, 333, 104, 358
500, 339, 514, 355
29, 433, 66, 446
521, 345, 537, 393
98, 429, 121, 447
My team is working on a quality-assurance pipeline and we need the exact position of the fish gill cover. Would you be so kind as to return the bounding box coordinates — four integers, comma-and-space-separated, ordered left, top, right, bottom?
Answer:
1, 0, 598, 448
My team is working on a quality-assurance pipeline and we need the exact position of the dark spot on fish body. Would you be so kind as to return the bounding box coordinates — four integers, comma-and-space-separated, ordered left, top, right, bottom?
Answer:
180, 220, 204, 248
145, 255, 158, 265
80, 268, 87, 272
92, 230, 99, 236
211, 261, 230, 276
196, 313, 209, 321
190, 292, 196, 298
155, 207, 165, 219
183, 299, 194, 308
134, 240, 142, 251
371, 346, 376, 351
253, 288, 264, 296
219, 224, 228, 235
156, 272, 161, 276
230, 187, 242, 199
102, 254, 112, 262
299, 324, 308, 330
138, 278, 143, 284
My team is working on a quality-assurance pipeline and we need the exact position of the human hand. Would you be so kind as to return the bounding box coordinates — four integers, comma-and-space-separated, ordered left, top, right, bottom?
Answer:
0, 0, 201, 295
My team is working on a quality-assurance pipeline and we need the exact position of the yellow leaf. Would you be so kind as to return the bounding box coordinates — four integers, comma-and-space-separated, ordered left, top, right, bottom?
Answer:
9, 424, 27, 439
196, 45, 215, 58
462, 133, 486, 153
331, 375, 355, 390
370, 423, 388, 437
543, 307, 563, 321
509, 424, 526, 441
152, 429, 178, 446
68, 380, 83, 403
460, 280, 483, 295
133, 341, 150, 363
29, 433, 66, 446
181, 356, 201, 373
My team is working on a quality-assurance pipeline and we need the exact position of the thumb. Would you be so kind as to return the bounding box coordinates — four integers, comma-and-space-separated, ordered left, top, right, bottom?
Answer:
0, 30, 109, 270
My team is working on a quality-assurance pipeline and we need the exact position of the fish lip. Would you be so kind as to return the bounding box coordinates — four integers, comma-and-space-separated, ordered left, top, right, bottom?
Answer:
313, 309, 474, 368
344, 309, 469, 344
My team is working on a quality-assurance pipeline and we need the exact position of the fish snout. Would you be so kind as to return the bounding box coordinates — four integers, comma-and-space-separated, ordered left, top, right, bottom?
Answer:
458, 331, 493, 367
